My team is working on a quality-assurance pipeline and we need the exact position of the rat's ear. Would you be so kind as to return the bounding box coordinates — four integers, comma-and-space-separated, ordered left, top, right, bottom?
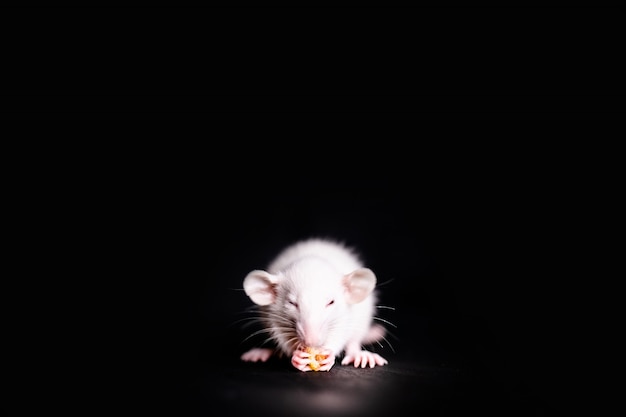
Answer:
243, 270, 279, 306
343, 268, 377, 304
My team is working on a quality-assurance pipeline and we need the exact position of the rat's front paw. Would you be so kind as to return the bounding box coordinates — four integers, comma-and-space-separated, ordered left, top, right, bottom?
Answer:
313, 348, 335, 372
341, 350, 388, 368
291, 347, 335, 372
291, 349, 313, 372
241, 348, 273, 362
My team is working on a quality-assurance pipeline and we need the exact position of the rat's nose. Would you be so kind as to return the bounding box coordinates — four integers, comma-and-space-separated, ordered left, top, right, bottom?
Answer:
297, 320, 322, 346
302, 323, 321, 347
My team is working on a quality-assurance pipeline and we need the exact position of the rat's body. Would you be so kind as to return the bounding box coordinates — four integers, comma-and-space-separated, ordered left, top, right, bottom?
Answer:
241, 238, 388, 372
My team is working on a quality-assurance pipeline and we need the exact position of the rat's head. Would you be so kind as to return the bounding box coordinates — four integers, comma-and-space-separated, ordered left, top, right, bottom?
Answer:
243, 258, 376, 351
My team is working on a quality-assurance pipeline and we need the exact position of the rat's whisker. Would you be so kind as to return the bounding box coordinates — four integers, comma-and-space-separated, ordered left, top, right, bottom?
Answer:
373, 316, 397, 328
241, 328, 275, 344
379, 334, 396, 353
230, 316, 264, 327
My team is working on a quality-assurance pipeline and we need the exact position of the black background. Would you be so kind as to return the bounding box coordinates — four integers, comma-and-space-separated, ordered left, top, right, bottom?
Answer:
4, 4, 619, 416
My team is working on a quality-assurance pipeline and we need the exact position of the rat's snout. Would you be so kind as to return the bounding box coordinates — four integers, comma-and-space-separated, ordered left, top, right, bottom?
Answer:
297, 320, 323, 347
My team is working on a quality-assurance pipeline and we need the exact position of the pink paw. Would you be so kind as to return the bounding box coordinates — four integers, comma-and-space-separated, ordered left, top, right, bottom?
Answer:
241, 348, 273, 362
291, 348, 335, 372
341, 350, 388, 368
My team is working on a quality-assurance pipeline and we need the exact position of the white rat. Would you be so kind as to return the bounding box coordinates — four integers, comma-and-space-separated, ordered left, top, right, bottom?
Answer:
241, 238, 389, 372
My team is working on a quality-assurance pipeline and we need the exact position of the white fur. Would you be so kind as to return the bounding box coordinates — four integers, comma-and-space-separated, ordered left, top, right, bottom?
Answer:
267, 238, 363, 275
242, 238, 388, 371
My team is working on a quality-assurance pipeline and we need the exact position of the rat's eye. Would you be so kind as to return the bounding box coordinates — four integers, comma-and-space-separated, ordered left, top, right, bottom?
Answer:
289, 300, 298, 308
326, 300, 335, 307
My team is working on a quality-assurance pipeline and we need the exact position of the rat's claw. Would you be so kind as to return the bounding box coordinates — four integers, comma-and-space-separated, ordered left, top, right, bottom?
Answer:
341, 351, 388, 368
291, 349, 313, 372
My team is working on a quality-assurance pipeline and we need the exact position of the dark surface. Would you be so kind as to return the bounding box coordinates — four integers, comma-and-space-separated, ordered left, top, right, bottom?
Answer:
179, 354, 547, 417
173, 311, 559, 417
